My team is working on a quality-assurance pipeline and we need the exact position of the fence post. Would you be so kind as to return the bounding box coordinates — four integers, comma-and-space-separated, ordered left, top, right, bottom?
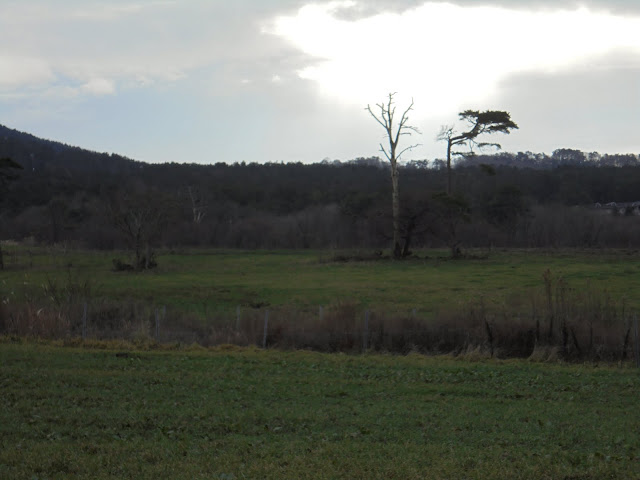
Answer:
236, 305, 241, 331
155, 308, 160, 341
262, 309, 269, 349
319, 305, 324, 323
634, 315, 640, 368
82, 302, 88, 340
363, 310, 370, 352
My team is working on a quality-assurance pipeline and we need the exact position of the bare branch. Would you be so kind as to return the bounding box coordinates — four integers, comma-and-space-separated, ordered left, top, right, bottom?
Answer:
379, 143, 391, 161
436, 125, 455, 142
366, 104, 391, 131
397, 143, 422, 160
393, 98, 419, 147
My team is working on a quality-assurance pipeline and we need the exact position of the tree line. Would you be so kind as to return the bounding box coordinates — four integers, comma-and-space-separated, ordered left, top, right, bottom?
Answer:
2, 123, 640, 269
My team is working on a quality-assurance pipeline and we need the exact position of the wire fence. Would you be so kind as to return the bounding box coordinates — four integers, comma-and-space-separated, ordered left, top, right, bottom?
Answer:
3, 300, 639, 365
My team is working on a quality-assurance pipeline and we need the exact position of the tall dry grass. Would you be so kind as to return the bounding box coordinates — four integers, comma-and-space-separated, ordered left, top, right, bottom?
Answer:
1, 269, 636, 362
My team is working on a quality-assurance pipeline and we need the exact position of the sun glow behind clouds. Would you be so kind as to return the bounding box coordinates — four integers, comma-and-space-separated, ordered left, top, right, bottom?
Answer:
270, 2, 640, 115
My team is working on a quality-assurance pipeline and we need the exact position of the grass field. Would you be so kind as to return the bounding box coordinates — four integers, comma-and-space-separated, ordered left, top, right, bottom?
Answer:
3, 246, 640, 315
0, 341, 638, 479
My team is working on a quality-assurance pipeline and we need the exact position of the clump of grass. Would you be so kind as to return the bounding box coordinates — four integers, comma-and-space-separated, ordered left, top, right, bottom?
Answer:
0, 303, 70, 338
528, 344, 562, 362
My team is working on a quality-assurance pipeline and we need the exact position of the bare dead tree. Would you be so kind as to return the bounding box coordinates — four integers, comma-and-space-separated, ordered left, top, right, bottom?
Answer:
187, 186, 206, 224
366, 93, 421, 258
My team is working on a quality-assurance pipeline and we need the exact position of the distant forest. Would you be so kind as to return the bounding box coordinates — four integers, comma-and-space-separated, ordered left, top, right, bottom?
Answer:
2, 123, 640, 258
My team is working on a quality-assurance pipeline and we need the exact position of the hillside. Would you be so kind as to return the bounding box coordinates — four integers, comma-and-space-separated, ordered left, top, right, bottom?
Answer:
0, 124, 143, 176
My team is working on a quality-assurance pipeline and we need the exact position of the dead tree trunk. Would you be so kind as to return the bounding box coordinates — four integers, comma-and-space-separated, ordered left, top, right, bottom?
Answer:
446, 139, 453, 195
390, 160, 401, 257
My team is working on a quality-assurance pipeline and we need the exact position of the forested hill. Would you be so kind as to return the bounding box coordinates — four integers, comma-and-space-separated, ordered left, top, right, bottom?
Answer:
2, 123, 640, 251
0, 124, 142, 175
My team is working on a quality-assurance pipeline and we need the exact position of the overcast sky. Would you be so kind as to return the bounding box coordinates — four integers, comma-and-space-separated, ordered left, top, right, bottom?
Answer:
1, 0, 639, 164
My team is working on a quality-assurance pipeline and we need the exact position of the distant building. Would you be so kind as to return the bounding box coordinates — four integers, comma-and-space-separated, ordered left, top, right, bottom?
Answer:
592, 201, 640, 215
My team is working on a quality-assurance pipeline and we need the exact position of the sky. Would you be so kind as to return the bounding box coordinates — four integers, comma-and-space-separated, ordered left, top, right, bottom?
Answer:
1, 0, 639, 164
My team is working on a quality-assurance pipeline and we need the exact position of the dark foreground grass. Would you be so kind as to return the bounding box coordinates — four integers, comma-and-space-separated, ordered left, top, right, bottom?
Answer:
1, 341, 638, 479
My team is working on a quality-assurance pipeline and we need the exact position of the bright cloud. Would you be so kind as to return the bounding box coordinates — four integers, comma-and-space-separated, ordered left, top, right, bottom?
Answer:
0, 55, 55, 87
269, 2, 640, 115
81, 78, 116, 96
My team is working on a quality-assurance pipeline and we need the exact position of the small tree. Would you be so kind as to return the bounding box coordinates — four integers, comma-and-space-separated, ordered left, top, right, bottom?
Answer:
485, 184, 530, 241
397, 190, 432, 258
431, 192, 470, 258
0, 158, 23, 270
366, 93, 420, 258
109, 192, 167, 271
438, 110, 518, 194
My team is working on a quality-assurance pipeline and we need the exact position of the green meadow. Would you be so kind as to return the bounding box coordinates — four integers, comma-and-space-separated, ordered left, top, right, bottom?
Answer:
3, 246, 640, 316
0, 341, 638, 479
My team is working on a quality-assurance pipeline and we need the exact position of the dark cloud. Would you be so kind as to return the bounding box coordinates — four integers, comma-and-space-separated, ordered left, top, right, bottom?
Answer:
331, 0, 424, 20
491, 56, 640, 154
332, 0, 640, 19
463, 0, 640, 15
